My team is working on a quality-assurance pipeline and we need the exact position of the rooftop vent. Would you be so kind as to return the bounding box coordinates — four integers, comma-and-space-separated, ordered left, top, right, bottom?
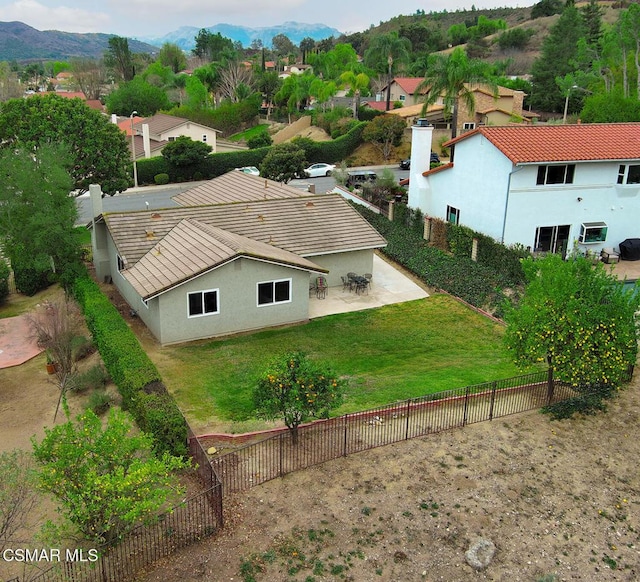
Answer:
151, 213, 162, 219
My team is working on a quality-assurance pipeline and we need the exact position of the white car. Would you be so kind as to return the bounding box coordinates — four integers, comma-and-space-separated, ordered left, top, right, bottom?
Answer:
303, 163, 335, 178
235, 166, 260, 176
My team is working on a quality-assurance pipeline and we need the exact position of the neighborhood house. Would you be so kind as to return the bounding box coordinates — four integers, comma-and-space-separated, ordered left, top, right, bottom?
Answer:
407, 121, 640, 258
90, 171, 387, 344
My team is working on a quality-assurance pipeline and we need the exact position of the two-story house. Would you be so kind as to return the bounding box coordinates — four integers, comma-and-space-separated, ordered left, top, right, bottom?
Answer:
407, 121, 640, 258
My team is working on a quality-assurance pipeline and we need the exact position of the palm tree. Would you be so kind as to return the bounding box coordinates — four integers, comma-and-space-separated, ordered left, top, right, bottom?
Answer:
417, 47, 497, 159
339, 70, 370, 118
364, 32, 412, 111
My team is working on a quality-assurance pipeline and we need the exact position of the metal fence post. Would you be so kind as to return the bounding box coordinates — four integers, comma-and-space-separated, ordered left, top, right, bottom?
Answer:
343, 417, 348, 457
279, 433, 284, 478
405, 398, 411, 440
463, 385, 469, 426
488, 381, 497, 421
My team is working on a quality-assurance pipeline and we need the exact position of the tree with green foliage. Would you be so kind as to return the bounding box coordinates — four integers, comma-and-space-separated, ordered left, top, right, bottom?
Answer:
254, 352, 345, 444
364, 32, 412, 111
105, 76, 172, 116
504, 254, 640, 393
581, 0, 603, 48
299, 37, 316, 64
161, 136, 212, 169
104, 36, 135, 81
339, 70, 370, 118
32, 408, 188, 545
497, 27, 535, 50
0, 450, 38, 553
530, 2, 587, 112
362, 114, 406, 161
271, 33, 297, 61
158, 42, 187, 74
193, 29, 235, 62
619, 2, 640, 100
307, 43, 360, 82
417, 46, 497, 147
531, 0, 564, 19
256, 70, 282, 118
0, 93, 131, 195
259, 142, 307, 183
0, 145, 82, 294
580, 89, 640, 122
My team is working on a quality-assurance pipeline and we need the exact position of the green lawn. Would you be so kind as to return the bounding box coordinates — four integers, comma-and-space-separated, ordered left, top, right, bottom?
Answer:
228, 124, 270, 142
157, 296, 523, 430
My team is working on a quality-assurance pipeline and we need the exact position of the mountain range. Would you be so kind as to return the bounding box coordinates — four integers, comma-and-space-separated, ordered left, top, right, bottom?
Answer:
137, 22, 343, 52
0, 21, 343, 62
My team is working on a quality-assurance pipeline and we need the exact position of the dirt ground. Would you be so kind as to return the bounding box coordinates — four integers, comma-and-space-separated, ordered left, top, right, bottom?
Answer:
2, 288, 640, 582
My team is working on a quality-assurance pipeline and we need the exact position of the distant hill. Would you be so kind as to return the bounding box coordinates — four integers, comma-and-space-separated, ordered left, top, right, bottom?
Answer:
137, 21, 343, 51
0, 21, 158, 62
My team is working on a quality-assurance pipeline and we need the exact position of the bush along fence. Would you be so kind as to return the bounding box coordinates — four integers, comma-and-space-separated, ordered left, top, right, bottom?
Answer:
207, 370, 579, 495
26, 482, 222, 582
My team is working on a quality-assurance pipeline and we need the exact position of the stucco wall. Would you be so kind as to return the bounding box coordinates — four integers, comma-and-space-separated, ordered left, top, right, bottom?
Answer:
309, 249, 376, 287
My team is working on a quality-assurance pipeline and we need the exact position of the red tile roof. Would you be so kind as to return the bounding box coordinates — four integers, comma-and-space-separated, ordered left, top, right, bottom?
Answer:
392, 77, 426, 95
447, 123, 640, 164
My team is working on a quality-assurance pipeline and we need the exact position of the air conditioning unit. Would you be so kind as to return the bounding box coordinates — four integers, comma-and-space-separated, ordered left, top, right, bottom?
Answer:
415, 118, 431, 127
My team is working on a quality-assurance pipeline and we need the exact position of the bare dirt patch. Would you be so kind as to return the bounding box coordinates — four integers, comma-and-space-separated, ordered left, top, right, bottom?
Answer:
139, 377, 640, 582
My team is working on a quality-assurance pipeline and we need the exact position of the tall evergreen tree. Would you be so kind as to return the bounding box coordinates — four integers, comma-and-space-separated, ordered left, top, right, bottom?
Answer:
530, 2, 587, 112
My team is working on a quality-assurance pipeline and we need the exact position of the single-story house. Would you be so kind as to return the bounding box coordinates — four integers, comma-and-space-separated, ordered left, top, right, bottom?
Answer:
407, 121, 640, 258
127, 113, 221, 160
90, 171, 386, 344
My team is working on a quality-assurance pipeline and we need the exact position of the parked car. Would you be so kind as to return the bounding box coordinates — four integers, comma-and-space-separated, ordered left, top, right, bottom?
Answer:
303, 163, 335, 178
346, 170, 377, 188
399, 153, 440, 170
235, 166, 260, 176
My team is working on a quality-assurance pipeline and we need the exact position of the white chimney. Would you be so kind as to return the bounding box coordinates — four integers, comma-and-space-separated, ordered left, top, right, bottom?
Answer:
407, 119, 434, 211
89, 184, 103, 219
143, 124, 151, 159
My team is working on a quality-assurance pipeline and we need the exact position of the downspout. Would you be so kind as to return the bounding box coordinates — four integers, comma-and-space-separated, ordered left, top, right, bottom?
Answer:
501, 164, 524, 243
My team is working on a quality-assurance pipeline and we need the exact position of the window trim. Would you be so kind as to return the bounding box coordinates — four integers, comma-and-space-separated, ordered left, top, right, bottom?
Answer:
187, 288, 220, 318
257, 278, 292, 307
617, 164, 640, 185
578, 222, 608, 244
446, 205, 460, 225
536, 164, 575, 185
462, 122, 475, 130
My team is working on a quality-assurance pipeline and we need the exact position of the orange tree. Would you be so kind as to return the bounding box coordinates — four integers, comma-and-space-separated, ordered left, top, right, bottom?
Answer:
504, 254, 639, 410
254, 352, 345, 444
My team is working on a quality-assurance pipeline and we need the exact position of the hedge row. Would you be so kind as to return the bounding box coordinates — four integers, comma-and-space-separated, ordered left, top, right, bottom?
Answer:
72, 273, 187, 457
0, 260, 9, 305
357, 206, 522, 316
135, 121, 367, 186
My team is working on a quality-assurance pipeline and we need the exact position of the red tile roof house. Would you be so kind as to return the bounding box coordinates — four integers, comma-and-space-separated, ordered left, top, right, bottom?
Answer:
89, 171, 386, 344
407, 122, 640, 258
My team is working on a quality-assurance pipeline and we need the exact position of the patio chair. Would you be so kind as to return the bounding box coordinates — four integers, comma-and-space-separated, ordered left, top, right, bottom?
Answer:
363, 273, 372, 285
316, 276, 328, 299
341, 275, 353, 292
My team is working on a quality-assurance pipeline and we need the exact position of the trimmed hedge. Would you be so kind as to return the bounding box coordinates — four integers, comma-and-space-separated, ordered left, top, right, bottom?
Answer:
72, 273, 187, 457
356, 206, 527, 316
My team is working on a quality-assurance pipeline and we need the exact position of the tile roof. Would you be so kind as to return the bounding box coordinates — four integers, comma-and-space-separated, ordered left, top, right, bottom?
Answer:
447, 123, 640, 164
105, 193, 386, 267
173, 171, 306, 206
132, 113, 220, 136
392, 77, 426, 95
122, 219, 327, 299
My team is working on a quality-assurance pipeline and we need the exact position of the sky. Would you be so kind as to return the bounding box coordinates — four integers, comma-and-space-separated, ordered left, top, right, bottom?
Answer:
0, 0, 534, 39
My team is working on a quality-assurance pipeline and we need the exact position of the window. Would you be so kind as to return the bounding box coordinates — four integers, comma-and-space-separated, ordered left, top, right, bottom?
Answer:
116, 255, 125, 272
446, 205, 460, 225
399, 94, 406, 101
535, 225, 570, 256
536, 164, 575, 185
257, 279, 291, 306
462, 122, 475, 130
579, 222, 607, 244
188, 289, 219, 317
167, 136, 175, 142
617, 164, 640, 185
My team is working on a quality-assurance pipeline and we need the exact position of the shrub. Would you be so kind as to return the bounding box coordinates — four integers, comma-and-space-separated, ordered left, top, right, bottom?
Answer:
71, 270, 187, 456
73, 363, 110, 393
154, 173, 170, 185
87, 389, 112, 415
71, 335, 96, 362
13, 263, 50, 296
0, 260, 9, 304
247, 132, 273, 149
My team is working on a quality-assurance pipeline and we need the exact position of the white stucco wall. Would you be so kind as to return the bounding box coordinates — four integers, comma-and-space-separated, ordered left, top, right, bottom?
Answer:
409, 129, 640, 254
160, 124, 218, 152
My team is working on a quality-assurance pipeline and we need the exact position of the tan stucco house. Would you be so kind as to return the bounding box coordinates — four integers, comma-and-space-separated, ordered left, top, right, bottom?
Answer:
90, 171, 386, 344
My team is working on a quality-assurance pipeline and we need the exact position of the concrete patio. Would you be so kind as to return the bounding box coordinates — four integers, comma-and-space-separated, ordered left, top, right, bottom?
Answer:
308, 254, 429, 318
610, 258, 640, 282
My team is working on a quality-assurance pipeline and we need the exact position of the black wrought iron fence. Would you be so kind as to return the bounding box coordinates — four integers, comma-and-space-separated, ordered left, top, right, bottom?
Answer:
212, 370, 580, 494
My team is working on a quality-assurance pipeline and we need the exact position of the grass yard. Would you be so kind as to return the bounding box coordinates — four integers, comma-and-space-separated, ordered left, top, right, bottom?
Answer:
228, 123, 270, 142
157, 295, 524, 432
